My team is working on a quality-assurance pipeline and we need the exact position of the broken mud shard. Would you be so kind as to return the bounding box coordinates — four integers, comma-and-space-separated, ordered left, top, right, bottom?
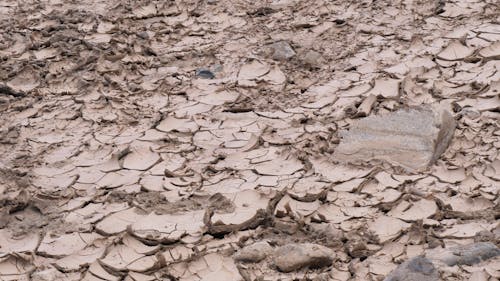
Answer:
334, 107, 456, 171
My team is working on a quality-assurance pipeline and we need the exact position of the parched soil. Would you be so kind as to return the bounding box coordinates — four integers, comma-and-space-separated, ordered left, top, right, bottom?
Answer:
0, 0, 499, 280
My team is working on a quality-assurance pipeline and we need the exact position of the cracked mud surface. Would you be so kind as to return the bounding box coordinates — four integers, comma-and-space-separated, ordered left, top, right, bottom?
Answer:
0, 0, 499, 280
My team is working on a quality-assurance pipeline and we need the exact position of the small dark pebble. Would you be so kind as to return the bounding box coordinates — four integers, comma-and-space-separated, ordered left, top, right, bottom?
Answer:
248, 7, 275, 16
195, 68, 215, 79
334, 19, 346, 25
137, 31, 149, 40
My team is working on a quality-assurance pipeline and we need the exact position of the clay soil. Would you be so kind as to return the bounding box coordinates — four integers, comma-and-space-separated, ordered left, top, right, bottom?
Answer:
0, 0, 499, 280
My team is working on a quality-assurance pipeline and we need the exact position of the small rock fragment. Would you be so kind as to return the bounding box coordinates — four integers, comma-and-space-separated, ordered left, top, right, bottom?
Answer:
234, 241, 273, 263
270, 41, 296, 61
384, 256, 439, 281
274, 243, 335, 272
334, 106, 456, 171
427, 242, 500, 266
302, 50, 324, 68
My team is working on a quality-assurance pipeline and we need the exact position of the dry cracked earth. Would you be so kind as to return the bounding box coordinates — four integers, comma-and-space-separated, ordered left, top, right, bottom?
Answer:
0, 0, 499, 280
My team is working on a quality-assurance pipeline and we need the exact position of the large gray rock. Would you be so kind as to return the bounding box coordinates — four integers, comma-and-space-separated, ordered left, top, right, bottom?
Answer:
426, 242, 500, 266
334, 106, 456, 171
384, 256, 439, 281
273, 243, 335, 272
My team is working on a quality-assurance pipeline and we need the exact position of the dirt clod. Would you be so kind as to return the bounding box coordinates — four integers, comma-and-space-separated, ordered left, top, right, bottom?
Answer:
274, 243, 335, 272
234, 241, 273, 263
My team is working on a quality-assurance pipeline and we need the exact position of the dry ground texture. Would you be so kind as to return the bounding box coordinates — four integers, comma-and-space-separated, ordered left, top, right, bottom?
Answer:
0, 0, 499, 280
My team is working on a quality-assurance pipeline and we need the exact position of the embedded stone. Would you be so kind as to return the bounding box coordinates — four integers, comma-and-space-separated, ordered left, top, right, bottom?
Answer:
384, 256, 438, 281
234, 241, 273, 263
427, 242, 500, 266
274, 243, 335, 272
334, 107, 456, 171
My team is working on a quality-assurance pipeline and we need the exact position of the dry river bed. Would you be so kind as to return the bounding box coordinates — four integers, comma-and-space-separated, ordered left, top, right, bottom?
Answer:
0, 0, 499, 280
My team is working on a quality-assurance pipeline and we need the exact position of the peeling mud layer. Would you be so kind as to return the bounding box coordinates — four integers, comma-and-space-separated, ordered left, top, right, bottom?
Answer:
0, 0, 499, 280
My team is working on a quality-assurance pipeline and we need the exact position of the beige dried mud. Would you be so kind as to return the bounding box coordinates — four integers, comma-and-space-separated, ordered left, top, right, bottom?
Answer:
208, 190, 269, 234
37, 232, 103, 258
0, 0, 499, 280
388, 199, 438, 221
368, 215, 411, 244
131, 210, 205, 243
437, 41, 475, 61
167, 253, 243, 281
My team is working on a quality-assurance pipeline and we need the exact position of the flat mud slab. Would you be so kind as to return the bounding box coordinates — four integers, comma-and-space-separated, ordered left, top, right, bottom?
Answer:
334, 107, 456, 171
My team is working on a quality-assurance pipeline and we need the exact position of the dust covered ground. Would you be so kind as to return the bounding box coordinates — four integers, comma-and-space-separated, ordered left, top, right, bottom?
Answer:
0, 0, 499, 280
